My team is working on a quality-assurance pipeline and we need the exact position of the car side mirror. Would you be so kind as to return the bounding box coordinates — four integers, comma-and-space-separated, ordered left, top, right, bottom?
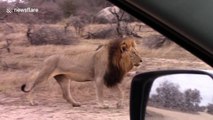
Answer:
130, 70, 213, 120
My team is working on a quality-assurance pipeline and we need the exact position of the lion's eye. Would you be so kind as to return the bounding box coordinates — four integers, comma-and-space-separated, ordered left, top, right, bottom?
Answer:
130, 52, 135, 58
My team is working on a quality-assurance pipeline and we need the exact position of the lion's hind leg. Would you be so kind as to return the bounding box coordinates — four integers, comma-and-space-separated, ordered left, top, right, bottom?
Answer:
22, 63, 56, 105
26, 89, 37, 106
54, 74, 81, 107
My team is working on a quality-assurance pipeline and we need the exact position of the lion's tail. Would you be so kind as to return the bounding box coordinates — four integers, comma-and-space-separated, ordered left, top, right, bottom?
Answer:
21, 84, 29, 92
21, 55, 59, 93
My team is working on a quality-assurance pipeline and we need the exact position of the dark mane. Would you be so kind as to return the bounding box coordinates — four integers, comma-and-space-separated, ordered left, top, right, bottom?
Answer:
104, 39, 125, 87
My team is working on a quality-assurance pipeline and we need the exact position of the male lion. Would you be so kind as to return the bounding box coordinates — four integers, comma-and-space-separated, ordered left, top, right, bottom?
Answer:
21, 37, 142, 108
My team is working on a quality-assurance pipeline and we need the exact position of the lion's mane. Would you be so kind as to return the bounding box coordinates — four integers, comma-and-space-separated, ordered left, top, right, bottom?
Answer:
104, 38, 134, 87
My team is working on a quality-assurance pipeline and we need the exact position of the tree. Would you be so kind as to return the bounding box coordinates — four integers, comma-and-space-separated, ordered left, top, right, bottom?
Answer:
149, 81, 202, 112
207, 103, 213, 114
28, 0, 63, 23
183, 89, 202, 111
150, 81, 184, 109
59, 0, 74, 17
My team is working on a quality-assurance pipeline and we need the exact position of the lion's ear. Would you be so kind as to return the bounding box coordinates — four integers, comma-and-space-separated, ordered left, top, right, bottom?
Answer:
120, 42, 127, 53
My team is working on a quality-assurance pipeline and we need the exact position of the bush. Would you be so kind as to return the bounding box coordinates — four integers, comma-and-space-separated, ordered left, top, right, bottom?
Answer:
60, 0, 74, 18
149, 81, 202, 112
85, 27, 117, 39
143, 35, 172, 49
27, 26, 78, 45
36, 2, 63, 23
66, 16, 88, 36
207, 104, 213, 114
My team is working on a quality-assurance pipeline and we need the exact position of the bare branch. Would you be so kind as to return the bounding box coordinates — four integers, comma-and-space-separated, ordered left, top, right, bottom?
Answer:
26, 24, 33, 44
0, 39, 12, 53
119, 11, 125, 21
64, 22, 70, 33
0, 14, 8, 21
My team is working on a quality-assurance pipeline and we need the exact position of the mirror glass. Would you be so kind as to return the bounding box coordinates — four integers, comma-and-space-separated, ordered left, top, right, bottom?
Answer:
146, 73, 213, 120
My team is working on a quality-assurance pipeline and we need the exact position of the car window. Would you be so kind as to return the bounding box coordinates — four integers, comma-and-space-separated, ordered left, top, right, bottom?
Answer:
0, 0, 211, 120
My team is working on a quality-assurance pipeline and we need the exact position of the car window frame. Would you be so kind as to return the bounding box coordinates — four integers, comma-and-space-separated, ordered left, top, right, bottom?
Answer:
108, 0, 213, 67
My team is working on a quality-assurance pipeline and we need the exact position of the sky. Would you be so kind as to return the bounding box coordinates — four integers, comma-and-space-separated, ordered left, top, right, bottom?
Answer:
150, 70, 213, 106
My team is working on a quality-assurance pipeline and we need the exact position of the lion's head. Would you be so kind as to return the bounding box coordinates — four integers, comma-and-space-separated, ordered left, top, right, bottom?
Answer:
119, 37, 142, 69
104, 37, 142, 87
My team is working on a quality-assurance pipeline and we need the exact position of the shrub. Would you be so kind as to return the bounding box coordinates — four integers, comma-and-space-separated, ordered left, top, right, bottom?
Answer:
85, 27, 117, 39
207, 104, 213, 114
143, 35, 172, 49
27, 26, 78, 45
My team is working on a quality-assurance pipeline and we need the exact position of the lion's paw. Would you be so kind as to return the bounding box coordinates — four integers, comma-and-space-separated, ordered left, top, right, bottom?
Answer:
72, 102, 81, 107
98, 104, 109, 109
116, 102, 124, 109
29, 101, 38, 106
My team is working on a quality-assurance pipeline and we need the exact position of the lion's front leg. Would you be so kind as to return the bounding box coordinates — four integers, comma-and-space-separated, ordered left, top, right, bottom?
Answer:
95, 78, 109, 109
114, 85, 124, 109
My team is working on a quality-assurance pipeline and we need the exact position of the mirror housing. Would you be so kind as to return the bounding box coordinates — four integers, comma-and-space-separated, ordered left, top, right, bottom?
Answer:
130, 70, 213, 120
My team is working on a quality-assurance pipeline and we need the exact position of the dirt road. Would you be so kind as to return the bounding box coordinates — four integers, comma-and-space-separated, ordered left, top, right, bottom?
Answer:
146, 106, 213, 120
0, 56, 211, 120
0, 30, 211, 120
0, 93, 130, 120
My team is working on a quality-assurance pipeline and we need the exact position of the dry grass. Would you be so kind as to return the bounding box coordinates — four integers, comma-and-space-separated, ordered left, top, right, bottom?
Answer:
0, 23, 211, 100
0, 23, 211, 120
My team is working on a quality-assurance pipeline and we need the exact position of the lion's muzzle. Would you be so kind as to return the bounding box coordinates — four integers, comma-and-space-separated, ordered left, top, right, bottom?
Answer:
134, 59, 142, 67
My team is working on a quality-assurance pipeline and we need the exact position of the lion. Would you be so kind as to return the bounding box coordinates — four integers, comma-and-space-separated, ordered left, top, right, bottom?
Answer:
21, 37, 142, 108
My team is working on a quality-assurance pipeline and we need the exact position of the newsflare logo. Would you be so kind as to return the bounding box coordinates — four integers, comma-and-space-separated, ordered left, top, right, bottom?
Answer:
6, 8, 13, 13
6, 7, 39, 14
